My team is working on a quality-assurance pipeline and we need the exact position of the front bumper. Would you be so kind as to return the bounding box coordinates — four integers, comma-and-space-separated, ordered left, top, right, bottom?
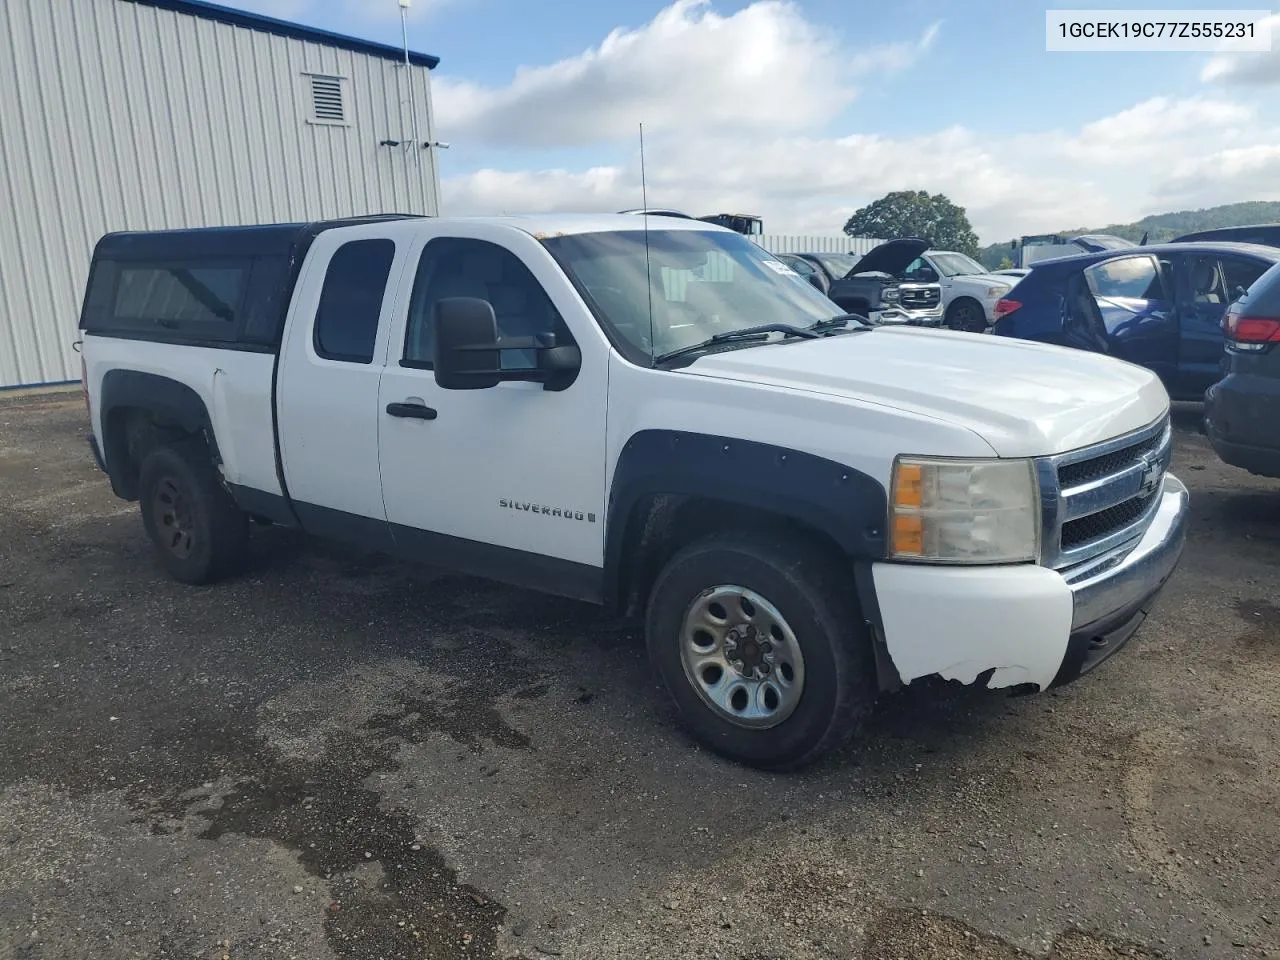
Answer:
872, 306, 944, 327
1051, 474, 1188, 685
869, 473, 1189, 693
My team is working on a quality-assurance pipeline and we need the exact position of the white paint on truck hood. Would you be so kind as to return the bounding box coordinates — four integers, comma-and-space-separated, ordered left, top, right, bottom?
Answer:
679, 326, 1170, 458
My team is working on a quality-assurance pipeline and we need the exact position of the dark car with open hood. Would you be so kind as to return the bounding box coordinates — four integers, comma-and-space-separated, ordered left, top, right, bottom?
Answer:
777, 238, 944, 326
1204, 259, 1280, 478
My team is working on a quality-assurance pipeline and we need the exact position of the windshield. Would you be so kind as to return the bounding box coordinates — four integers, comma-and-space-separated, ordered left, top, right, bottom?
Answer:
541, 230, 854, 363
930, 252, 988, 276
814, 254, 860, 278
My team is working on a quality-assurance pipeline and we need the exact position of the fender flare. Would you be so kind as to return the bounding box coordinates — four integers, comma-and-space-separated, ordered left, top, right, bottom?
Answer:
98, 370, 218, 499
602, 429, 889, 610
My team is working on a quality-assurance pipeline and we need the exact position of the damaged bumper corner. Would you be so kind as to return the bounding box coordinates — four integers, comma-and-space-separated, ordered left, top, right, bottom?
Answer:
866, 473, 1189, 694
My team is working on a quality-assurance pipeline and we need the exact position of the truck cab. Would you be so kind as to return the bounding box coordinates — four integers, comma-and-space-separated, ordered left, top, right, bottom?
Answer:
80, 213, 1189, 771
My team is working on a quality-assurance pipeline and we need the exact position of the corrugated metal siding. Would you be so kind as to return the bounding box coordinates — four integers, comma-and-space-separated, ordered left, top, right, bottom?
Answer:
754, 236, 884, 255
0, 0, 440, 388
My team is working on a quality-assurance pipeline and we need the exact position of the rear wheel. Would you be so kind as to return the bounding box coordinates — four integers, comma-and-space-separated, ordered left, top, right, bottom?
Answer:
645, 531, 877, 770
138, 439, 249, 584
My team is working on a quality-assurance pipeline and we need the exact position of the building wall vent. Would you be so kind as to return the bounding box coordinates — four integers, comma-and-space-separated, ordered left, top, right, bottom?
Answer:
309, 75, 345, 123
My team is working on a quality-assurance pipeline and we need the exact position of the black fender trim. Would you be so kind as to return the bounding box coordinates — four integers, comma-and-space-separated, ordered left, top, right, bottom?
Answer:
603, 430, 889, 611
98, 370, 220, 499
854, 561, 902, 692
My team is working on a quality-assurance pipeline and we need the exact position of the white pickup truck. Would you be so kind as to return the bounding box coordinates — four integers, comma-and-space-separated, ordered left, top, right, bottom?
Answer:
79, 212, 1189, 770
897, 247, 1022, 332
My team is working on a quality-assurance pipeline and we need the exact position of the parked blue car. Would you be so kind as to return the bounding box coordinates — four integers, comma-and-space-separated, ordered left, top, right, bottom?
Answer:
991, 242, 1280, 400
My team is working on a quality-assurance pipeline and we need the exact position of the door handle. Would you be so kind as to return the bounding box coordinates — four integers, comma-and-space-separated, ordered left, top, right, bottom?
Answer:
386, 401, 437, 420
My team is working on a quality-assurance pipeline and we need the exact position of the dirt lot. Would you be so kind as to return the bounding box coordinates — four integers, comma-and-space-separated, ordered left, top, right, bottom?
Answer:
1, 391, 1277, 960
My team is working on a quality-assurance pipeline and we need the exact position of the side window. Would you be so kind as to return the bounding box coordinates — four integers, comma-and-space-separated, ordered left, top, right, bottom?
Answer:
903, 257, 938, 282
111, 261, 248, 337
313, 239, 396, 364
1084, 255, 1167, 301
403, 237, 570, 371
1220, 257, 1269, 299
1181, 255, 1227, 305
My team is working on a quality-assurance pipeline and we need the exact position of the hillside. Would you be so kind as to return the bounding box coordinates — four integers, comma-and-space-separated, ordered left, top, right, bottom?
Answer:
978, 201, 1280, 268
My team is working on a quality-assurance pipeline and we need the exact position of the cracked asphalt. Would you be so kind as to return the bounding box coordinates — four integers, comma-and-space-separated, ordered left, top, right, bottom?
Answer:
1, 391, 1277, 960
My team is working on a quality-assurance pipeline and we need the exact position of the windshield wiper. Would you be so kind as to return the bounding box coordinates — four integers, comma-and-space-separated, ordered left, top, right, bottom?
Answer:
654, 322, 818, 364
809, 313, 866, 332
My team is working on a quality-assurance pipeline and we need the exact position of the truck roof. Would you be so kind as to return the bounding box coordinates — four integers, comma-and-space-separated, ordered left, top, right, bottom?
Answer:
91, 212, 735, 261
472, 212, 737, 237
91, 214, 425, 261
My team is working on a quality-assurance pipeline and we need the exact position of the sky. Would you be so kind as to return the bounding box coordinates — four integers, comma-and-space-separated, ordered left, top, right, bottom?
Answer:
228, 0, 1280, 243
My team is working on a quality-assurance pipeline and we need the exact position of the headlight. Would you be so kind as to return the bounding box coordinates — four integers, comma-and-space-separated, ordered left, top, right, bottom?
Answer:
882, 287, 901, 301
985, 284, 1011, 298
889, 457, 1039, 564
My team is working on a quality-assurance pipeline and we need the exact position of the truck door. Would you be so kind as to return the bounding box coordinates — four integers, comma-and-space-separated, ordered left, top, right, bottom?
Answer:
376, 227, 610, 600
275, 225, 413, 546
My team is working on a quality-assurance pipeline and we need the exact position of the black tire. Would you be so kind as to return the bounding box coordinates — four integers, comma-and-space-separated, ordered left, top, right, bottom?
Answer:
645, 530, 877, 771
946, 298, 986, 332
138, 438, 249, 585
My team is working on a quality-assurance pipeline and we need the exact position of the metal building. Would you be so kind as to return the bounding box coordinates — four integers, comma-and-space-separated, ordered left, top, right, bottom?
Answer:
0, 0, 442, 389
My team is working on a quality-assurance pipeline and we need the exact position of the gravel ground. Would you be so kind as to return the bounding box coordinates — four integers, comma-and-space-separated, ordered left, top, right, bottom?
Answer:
0, 392, 1276, 960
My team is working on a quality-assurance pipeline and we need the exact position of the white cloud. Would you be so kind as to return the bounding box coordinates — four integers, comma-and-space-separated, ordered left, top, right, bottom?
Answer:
443, 89, 1280, 241
1156, 145, 1280, 206
1054, 96, 1255, 165
1201, 14, 1280, 84
433, 0, 938, 148
442, 126, 1117, 241
426, 2, 1280, 241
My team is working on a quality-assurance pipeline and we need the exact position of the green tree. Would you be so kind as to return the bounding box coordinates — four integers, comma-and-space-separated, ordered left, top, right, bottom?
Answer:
843, 190, 980, 257
998, 255, 1014, 269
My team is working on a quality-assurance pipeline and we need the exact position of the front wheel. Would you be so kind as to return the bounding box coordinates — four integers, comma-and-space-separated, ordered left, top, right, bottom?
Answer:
645, 531, 877, 770
946, 298, 987, 333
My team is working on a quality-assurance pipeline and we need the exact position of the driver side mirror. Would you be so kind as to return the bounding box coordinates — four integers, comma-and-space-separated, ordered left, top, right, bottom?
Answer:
433, 297, 581, 392
1232, 284, 1248, 303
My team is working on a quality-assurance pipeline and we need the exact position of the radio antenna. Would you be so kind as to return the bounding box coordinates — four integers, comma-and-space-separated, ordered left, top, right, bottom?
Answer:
639, 122, 655, 366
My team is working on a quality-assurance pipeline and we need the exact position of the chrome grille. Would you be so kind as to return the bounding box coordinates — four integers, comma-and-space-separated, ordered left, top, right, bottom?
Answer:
898, 284, 941, 309
1036, 415, 1172, 572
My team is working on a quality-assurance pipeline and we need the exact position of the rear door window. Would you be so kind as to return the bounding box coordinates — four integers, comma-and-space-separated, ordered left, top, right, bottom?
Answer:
1182, 255, 1228, 306
1220, 256, 1270, 299
313, 239, 396, 364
